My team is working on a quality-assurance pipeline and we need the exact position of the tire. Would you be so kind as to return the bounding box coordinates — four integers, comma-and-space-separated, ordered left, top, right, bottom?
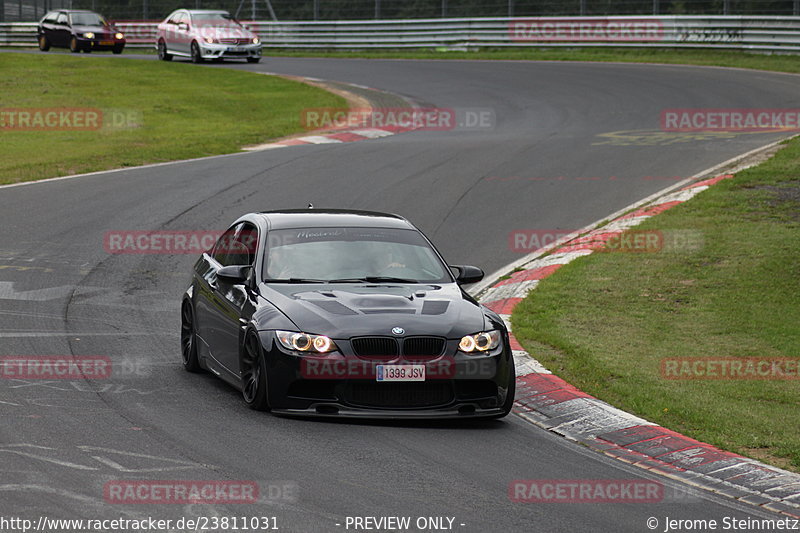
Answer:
246, 57, 260, 64
82, 49, 91, 53
180, 301, 202, 373
69, 37, 80, 53
38, 35, 50, 51
157, 40, 172, 61
494, 374, 516, 419
190, 41, 204, 63
241, 331, 269, 411
112, 46, 124, 55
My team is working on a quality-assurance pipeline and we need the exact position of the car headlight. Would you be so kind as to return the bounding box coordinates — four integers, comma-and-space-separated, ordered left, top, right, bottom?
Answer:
275, 330, 337, 354
115, 32, 124, 40
83, 32, 95, 39
203, 36, 215, 44
252, 37, 260, 44
458, 330, 501, 353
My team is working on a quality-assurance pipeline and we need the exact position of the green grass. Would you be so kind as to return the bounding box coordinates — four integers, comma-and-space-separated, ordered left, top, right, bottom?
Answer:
261, 47, 800, 75
0, 54, 345, 184
511, 138, 800, 472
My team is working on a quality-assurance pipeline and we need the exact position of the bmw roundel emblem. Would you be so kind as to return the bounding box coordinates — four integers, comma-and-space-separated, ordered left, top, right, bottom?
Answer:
391, 327, 405, 336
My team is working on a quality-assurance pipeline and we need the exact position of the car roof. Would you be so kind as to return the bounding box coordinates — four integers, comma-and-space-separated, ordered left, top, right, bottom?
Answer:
183, 9, 231, 14
254, 209, 413, 230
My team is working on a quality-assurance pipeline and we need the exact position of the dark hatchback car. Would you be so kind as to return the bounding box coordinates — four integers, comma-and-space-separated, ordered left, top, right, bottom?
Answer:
38, 10, 125, 54
181, 210, 516, 419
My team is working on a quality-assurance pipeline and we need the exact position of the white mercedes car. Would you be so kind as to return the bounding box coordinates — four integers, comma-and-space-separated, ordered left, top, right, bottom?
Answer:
156, 9, 261, 63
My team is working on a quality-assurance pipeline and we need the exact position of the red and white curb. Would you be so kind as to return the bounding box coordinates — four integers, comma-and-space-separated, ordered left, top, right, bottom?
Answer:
245, 126, 407, 151
244, 73, 422, 152
479, 173, 800, 517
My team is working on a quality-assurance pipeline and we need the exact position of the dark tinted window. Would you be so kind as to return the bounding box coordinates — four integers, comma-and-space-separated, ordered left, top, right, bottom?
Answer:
228, 223, 258, 267
263, 227, 450, 283
70, 12, 106, 26
212, 223, 258, 267
212, 225, 239, 266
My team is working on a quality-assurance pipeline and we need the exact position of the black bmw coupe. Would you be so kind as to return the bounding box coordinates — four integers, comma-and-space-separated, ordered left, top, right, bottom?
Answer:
181, 209, 515, 419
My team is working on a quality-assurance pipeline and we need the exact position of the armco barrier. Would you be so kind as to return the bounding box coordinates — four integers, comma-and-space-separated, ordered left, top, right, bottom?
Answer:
2, 16, 800, 52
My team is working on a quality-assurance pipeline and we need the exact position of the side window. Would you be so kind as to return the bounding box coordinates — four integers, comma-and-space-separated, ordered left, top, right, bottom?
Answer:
56, 13, 68, 24
44, 12, 58, 23
212, 224, 240, 266
228, 223, 258, 267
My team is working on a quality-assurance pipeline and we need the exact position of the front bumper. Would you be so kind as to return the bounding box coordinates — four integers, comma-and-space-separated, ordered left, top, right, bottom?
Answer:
273, 404, 508, 419
258, 331, 515, 419
75, 37, 125, 50
198, 42, 261, 60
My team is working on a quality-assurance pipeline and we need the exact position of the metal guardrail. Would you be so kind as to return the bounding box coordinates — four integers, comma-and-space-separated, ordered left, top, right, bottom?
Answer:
2, 16, 800, 52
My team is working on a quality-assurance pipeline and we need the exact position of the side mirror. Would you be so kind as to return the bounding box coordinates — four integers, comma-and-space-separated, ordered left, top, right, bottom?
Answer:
217, 265, 251, 284
450, 265, 484, 285
178, 22, 189, 31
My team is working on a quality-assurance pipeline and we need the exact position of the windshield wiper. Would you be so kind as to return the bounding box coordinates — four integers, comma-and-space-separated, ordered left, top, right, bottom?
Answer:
328, 276, 419, 284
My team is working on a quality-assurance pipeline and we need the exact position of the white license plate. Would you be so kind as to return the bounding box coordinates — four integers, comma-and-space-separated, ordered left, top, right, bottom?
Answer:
376, 365, 425, 382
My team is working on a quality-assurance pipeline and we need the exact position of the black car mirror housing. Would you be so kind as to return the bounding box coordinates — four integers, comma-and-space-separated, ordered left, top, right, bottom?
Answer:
450, 265, 484, 285
217, 265, 251, 284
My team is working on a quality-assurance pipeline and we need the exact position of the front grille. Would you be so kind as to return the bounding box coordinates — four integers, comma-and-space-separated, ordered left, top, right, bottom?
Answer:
403, 337, 446, 358
346, 382, 454, 408
219, 37, 251, 45
351, 337, 398, 358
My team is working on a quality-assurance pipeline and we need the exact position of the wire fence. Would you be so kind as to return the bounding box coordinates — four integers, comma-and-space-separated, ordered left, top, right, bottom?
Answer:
2, 0, 800, 22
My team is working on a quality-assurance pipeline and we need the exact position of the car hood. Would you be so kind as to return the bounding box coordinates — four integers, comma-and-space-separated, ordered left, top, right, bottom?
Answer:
258, 283, 488, 339
194, 25, 255, 39
73, 24, 116, 32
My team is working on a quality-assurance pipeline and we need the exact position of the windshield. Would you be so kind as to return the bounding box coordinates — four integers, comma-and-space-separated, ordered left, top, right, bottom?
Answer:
192, 12, 241, 26
263, 227, 451, 283
70, 13, 106, 26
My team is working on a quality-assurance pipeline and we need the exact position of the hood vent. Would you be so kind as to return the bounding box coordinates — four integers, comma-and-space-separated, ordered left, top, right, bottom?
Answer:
361, 308, 416, 315
421, 300, 450, 315
310, 300, 358, 315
